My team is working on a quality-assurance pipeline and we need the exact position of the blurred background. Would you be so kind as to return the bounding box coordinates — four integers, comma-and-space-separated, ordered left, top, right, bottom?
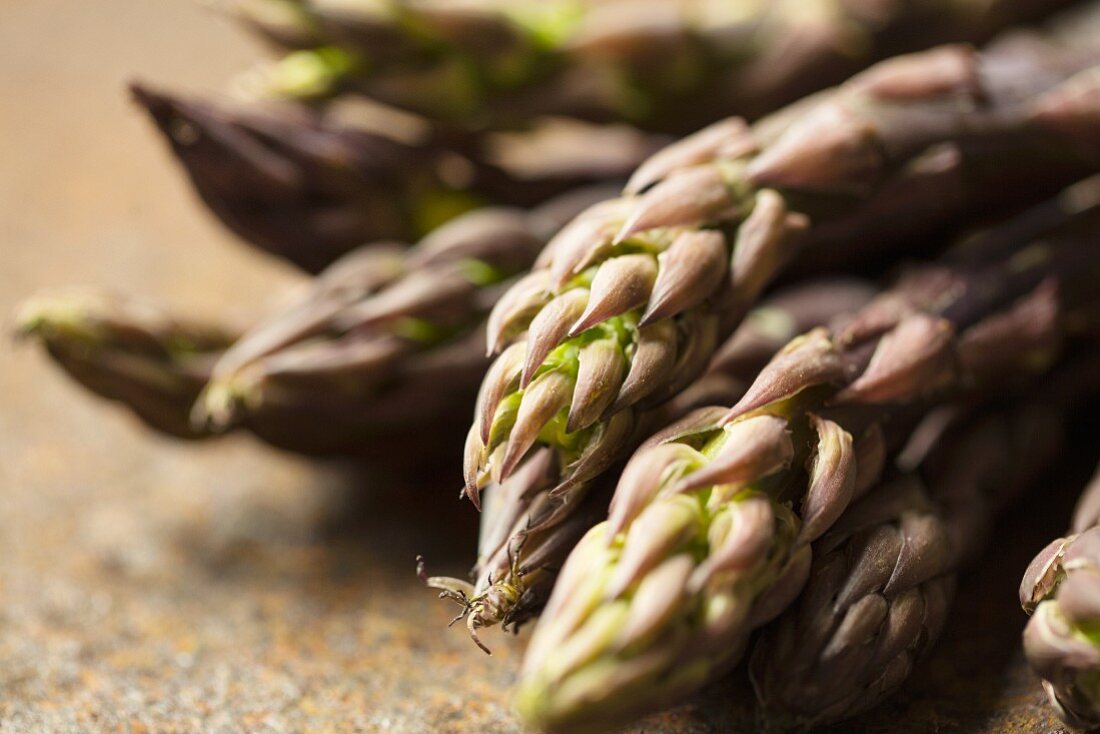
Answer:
0, 3, 1090, 732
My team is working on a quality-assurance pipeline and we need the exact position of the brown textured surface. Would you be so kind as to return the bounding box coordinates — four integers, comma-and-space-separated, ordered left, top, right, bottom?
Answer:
0, 2, 1080, 732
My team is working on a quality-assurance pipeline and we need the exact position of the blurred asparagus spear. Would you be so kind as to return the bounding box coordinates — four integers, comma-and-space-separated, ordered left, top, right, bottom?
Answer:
463, 15, 1100, 595
16, 292, 235, 440
16, 289, 477, 467
230, 0, 1077, 134
132, 84, 662, 272
421, 279, 875, 649
513, 183, 1100, 733
1021, 455, 1100, 728
17, 188, 611, 461
192, 186, 615, 443
749, 350, 1100, 730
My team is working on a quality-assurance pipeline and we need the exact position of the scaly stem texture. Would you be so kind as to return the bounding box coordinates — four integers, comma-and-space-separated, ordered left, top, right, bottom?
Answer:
750, 385, 1080, 730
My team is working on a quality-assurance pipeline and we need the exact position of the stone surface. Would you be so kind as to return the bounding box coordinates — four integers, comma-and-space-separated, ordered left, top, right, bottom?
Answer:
0, 2, 1081, 732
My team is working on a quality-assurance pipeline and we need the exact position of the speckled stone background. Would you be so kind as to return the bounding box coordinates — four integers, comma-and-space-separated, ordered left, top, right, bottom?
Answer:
0, 3, 1086, 732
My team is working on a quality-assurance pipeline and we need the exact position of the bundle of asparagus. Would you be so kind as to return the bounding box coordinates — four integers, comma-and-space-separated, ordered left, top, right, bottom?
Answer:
1022, 460, 1100, 730
229, 0, 1076, 133
463, 15, 1100, 645
133, 84, 663, 272
18, 1, 1100, 729
514, 182, 1100, 732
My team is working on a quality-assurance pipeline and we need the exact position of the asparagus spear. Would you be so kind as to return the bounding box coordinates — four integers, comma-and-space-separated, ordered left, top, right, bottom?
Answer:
132, 84, 661, 272
421, 279, 874, 650
514, 187, 1100, 733
232, 0, 1077, 134
15, 286, 477, 466
1021, 458, 1100, 729
15, 291, 235, 439
464, 19, 1100, 574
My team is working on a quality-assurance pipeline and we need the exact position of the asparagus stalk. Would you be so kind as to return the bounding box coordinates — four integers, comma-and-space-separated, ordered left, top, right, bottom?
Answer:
421, 279, 874, 650
464, 20, 1100, 574
231, 0, 1077, 134
15, 291, 235, 439
514, 186, 1100, 733
1021, 458, 1100, 728
132, 84, 661, 272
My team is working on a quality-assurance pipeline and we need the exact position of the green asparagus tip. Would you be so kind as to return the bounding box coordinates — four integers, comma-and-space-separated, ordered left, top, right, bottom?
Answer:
13, 295, 103, 346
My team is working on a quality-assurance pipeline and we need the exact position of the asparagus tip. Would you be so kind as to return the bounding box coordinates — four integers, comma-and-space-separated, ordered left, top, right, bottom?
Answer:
14, 292, 104, 346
